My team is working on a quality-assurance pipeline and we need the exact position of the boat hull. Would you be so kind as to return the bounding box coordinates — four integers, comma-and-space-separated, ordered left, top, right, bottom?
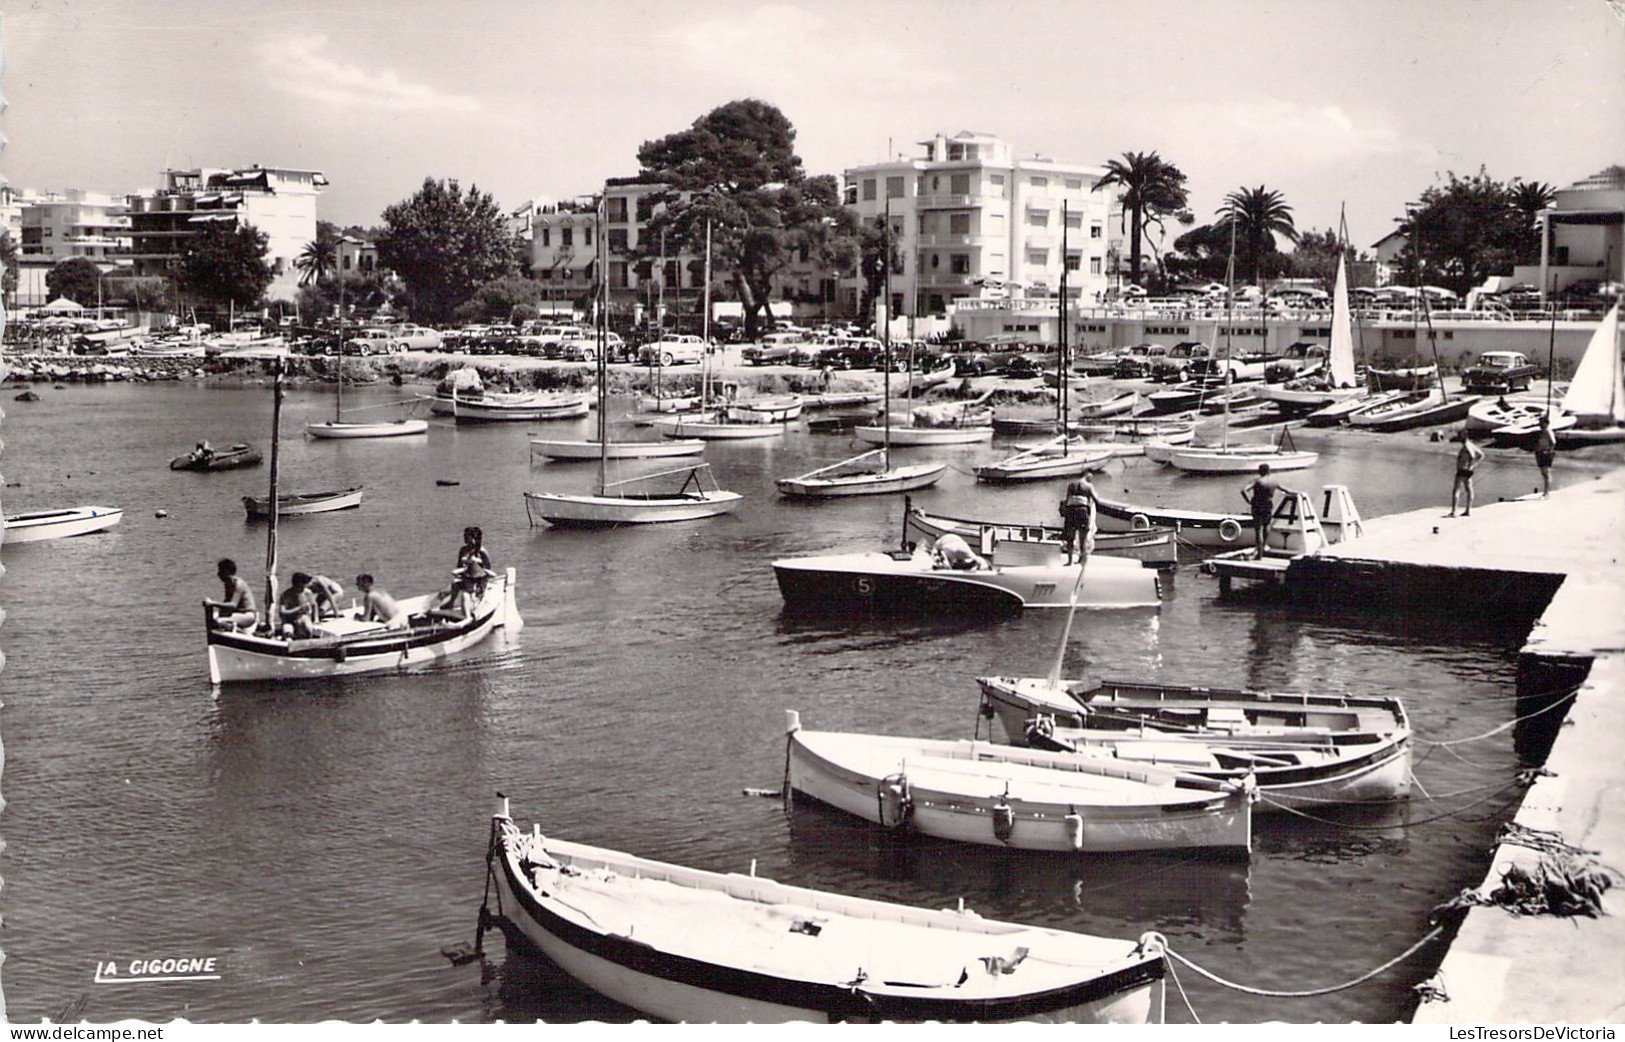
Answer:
854, 424, 994, 446
205, 568, 521, 684
170, 449, 263, 471
777, 462, 946, 498
727, 396, 803, 423
425, 393, 591, 422
788, 729, 1252, 853
2, 506, 123, 543
242, 486, 364, 518
1357, 395, 1475, 432
903, 506, 1177, 569
305, 419, 429, 439
1165, 447, 1319, 474
529, 438, 706, 460
523, 490, 742, 526
772, 551, 1159, 615
1074, 391, 1140, 419
975, 447, 1113, 483
1094, 495, 1250, 549
488, 816, 1165, 1023
651, 417, 787, 440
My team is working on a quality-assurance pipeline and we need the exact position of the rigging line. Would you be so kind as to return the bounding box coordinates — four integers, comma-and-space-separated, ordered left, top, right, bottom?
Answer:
1165, 927, 1443, 999
1165, 956, 1203, 1025
1413, 681, 1583, 747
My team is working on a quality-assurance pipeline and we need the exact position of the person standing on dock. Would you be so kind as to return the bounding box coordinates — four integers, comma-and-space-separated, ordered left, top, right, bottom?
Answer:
1059, 476, 1099, 566
1240, 464, 1279, 558
1448, 431, 1486, 517
1533, 415, 1556, 498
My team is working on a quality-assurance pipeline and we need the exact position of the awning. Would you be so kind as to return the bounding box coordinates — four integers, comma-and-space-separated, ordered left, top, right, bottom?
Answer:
187, 213, 238, 224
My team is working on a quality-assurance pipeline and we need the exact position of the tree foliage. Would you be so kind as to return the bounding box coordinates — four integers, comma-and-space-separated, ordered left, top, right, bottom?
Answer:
633, 99, 862, 338
296, 236, 337, 287
178, 222, 274, 309
453, 275, 545, 324
46, 256, 107, 305
1392, 168, 1538, 294
1288, 229, 1376, 288
1, 230, 18, 301
1093, 151, 1192, 287
1216, 186, 1298, 284
376, 177, 516, 324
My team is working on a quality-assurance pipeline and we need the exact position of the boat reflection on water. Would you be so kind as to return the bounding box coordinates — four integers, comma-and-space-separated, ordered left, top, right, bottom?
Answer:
781, 798, 1253, 944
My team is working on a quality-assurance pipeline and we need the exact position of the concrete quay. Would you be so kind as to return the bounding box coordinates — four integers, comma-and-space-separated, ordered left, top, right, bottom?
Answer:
1286, 471, 1625, 1022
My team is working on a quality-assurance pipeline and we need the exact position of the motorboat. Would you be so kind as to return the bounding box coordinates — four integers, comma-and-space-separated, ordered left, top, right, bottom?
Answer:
785, 712, 1254, 853
2, 506, 123, 544
243, 485, 364, 519
974, 676, 1412, 813
484, 800, 1169, 1023
902, 499, 1178, 569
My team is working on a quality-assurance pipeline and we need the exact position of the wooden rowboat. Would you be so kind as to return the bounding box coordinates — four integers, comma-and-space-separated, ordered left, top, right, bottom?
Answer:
169, 443, 263, 471
2, 506, 123, 543
484, 800, 1169, 1023
243, 485, 364, 519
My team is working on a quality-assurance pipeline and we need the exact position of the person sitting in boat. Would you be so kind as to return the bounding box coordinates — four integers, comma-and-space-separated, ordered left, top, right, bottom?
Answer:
456, 526, 493, 596
307, 574, 345, 620
277, 572, 320, 638
203, 557, 257, 632
192, 440, 215, 466
425, 573, 477, 625
932, 533, 987, 571
354, 573, 409, 629
1058, 476, 1099, 566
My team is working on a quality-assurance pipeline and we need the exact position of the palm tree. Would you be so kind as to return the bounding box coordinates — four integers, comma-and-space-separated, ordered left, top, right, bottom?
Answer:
1094, 152, 1190, 288
1216, 186, 1298, 284
1508, 179, 1556, 263
295, 237, 337, 287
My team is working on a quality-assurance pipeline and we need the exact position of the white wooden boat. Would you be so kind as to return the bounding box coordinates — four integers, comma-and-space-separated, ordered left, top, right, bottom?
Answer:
1145, 384, 1207, 415
1303, 389, 1409, 427
424, 388, 592, 423
306, 418, 429, 439
206, 565, 523, 684
776, 449, 945, 498
907, 357, 959, 394
637, 393, 703, 414
2, 505, 123, 544
1094, 493, 1251, 549
991, 415, 1061, 437
1166, 427, 1318, 474
524, 463, 742, 526
1555, 303, 1625, 446
805, 391, 883, 410
485, 801, 1169, 1023
772, 545, 1160, 615
786, 713, 1253, 853
1258, 255, 1365, 416
975, 437, 1113, 483
1074, 390, 1140, 419
1345, 387, 1444, 428
243, 485, 363, 519
1466, 396, 1571, 435
728, 394, 803, 423
651, 410, 789, 440
975, 675, 1412, 813
902, 500, 1178, 569
854, 417, 994, 446
1070, 417, 1194, 444
1365, 364, 1440, 391
529, 437, 705, 461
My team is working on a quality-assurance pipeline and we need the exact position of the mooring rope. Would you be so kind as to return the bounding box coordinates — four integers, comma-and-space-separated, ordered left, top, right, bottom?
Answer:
1163, 927, 1443, 999
1165, 954, 1202, 1024
1414, 680, 1583, 748
1259, 774, 1529, 829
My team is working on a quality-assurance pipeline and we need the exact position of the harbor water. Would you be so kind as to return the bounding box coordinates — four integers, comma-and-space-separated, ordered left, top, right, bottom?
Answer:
0, 378, 1588, 1023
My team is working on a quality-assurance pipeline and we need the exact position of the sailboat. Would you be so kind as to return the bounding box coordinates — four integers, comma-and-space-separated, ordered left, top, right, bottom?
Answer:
1555, 302, 1625, 445
205, 360, 523, 685
1259, 244, 1365, 415
306, 275, 429, 439
523, 208, 744, 526
1478, 295, 1578, 443
777, 204, 946, 498
977, 205, 1114, 483
1167, 227, 1318, 475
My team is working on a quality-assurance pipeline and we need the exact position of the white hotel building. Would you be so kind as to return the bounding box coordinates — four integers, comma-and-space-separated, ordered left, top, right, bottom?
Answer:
843, 131, 1121, 333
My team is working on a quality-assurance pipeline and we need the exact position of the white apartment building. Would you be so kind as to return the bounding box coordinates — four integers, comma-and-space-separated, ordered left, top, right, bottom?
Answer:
844, 131, 1119, 319
11, 189, 132, 306
1521, 165, 1625, 300
529, 197, 601, 304
125, 165, 327, 300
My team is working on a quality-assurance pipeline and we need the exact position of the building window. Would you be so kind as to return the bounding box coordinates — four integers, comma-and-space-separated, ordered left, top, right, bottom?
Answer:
1065, 178, 1083, 190
607, 197, 628, 222
1030, 175, 1048, 187
562, 227, 573, 247
892, 292, 905, 315
929, 294, 946, 312
950, 173, 970, 195
540, 227, 551, 247
932, 176, 941, 191
951, 254, 970, 274
665, 260, 681, 286
343, 255, 353, 270
1027, 249, 1047, 266
1090, 257, 1103, 275
609, 229, 629, 252
918, 214, 930, 234
611, 262, 628, 289
886, 176, 904, 199
1065, 212, 1082, 229
989, 254, 1006, 275
636, 197, 655, 222
917, 176, 927, 195
1091, 225, 1102, 239
1066, 251, 1081, 272
863, 179, 877, 202
949, 213, 970, 235
539, 269, 553, 281
931, 254, 940, 269
585, 225, 593, 246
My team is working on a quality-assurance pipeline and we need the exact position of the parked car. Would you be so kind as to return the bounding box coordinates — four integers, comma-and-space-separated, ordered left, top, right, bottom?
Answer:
1149, 342, 1209, 382
340, 328, 399, 356
1001, 354, 1045, 380
638, 334, 709, 366
391, 324, 443, 351
1113, 343, 1167, 379
1462, 351, 1540, 394
741, 331, 803, 365
521, 324, 585, 358
559, 331, 625, 362
827, 338, 885, 370
1264, 342, 1328, 383
788, 336, 850, 367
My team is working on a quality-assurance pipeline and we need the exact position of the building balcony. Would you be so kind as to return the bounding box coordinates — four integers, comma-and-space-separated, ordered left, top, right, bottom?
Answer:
917, 233, 991, 248
915, 193, 991, 210
917, 273, 979, 287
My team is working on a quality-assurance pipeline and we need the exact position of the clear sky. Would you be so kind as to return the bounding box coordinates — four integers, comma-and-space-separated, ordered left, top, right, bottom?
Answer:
3, 0, 1622, 251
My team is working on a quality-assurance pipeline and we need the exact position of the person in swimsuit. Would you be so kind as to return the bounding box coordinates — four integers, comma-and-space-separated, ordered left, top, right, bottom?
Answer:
456, 526, 493, 597
426, 574, 476, 624
203, 558, 258, 631
1448, 431, 1486, 517
1534, 415, 1556, 498
307, 574, 345, 620
1058, 476, 1099, 566
1240, 464, 1280, 558
277, 572, 320, 637
355, 573, 410, 629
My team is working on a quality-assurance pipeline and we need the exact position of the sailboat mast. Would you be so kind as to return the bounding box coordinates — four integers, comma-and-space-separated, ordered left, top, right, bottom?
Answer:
597, 201, 609, 491
1545, 273, 1557, 415
335, 271, 343, 422
702, 218, 712, 408
882, 200, 892, 458
1222, 220, 1237, 450
264, 358, 284, 619
1414, 223, 1447, 402
1060, 200, 1069, 454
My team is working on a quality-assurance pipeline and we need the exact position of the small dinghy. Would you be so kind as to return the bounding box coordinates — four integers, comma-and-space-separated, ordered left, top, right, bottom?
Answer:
169, 443, 263, 471
2, 506, 123, 544
976, 675, 1412, 813
1093, 493, 1251, 549
485, 799, 1170, 1023
1074, 390, 1140, 419
975, 437, 1113, 483
243, 485, 364, 519
786, 712, 1254, 853
727, 394, 804, 423
776, 448, 945, 498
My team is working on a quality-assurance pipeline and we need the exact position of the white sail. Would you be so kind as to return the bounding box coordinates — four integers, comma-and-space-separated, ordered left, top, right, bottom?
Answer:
1328, 255, 1358, 388
1560, 303, 1624, 422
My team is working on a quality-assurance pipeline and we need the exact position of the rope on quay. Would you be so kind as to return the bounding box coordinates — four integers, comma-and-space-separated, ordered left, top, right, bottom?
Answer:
1413, 679, 1584, 748
1155, 927, 1444, 1000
